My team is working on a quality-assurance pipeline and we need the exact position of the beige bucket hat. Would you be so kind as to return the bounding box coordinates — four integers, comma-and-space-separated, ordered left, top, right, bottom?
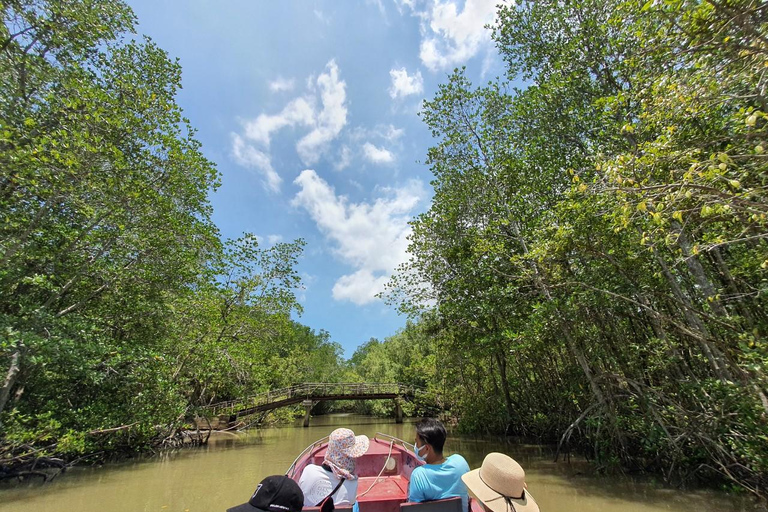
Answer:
461, 453, 540, 512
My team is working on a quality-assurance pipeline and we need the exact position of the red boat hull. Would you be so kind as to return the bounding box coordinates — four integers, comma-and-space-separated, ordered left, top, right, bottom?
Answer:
286, 434, 481, 512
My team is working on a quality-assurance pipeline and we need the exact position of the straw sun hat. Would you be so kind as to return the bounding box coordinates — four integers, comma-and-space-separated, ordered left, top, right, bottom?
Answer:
461, 453, 540, 512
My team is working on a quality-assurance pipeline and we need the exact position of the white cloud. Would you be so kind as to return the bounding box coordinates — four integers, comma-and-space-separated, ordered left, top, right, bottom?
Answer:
383, 125, 405, 142
296, 60, 348, 164
292, 170, 425, 305
389, 67, 424, 99
362, 142, 395, 164
243, 97, 314, 146
336, 145, 352, 171
394, 0, 416, 15
231, 60, 348, 188
333, 270, 390, 304
269, 77, 295, 93
248, 233, 284, 247
480, 48, 495, 78
350, 124, 405, 143
231, 133, 282, 192
400, 0, 498, 72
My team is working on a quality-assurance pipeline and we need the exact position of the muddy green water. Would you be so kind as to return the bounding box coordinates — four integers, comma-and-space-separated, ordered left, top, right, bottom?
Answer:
0, 415, 764, 512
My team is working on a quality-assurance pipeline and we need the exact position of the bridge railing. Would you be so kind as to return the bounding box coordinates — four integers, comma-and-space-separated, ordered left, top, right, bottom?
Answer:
197, 382, 419, 417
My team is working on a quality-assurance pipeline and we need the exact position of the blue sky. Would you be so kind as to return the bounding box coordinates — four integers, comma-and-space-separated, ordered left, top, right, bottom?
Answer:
126, 0, 505, 356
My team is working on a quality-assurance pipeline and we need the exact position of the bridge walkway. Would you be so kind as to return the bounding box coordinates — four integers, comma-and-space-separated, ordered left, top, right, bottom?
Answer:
197, 382, 418, 426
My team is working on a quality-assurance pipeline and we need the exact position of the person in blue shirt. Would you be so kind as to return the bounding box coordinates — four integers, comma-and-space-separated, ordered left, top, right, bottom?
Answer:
408, 418, 470, 510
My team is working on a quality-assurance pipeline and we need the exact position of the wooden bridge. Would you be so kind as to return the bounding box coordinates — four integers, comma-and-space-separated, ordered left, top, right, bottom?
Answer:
197, 382, 419, 428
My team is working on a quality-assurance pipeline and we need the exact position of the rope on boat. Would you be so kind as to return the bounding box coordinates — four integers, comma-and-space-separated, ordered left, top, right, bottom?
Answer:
356, 439, 395, 499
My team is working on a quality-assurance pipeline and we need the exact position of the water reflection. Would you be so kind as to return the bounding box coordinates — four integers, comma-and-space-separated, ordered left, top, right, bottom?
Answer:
0, 415, 764, 512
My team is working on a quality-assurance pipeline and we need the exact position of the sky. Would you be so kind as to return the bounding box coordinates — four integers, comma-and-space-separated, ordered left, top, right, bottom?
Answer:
126, 0, 506, 357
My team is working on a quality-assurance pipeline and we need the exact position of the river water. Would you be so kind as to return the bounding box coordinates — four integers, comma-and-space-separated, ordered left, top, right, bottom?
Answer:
0, 414, 764, 512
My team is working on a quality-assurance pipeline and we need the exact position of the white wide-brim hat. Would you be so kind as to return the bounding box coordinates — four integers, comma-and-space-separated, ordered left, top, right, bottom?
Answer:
461, 453, 540, 512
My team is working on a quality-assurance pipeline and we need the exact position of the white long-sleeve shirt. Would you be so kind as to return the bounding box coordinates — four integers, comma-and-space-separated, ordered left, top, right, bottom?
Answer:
299, 464, 359, 507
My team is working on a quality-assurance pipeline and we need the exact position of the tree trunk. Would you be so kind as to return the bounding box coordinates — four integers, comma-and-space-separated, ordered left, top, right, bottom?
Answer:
710, 248, 761, 329
493, 350, 515, 429
511, 222, 606, 404
653, 249, 732, 381
671, 221, 728, 317
636, 293, 687, 381
0, 351, 21, 417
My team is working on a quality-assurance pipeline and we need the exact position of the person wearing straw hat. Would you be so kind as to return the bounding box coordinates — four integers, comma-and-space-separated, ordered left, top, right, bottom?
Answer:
299, 428, 370, 508
408, 418, 470, 510
461, 453, 540, 512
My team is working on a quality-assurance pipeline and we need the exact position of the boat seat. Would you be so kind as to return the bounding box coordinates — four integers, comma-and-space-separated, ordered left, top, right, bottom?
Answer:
302, 507, 353, 512
399, 497, 463, 512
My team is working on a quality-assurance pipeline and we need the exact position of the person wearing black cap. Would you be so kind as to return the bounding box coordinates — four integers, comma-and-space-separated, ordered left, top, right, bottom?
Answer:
227, 475, 304, 512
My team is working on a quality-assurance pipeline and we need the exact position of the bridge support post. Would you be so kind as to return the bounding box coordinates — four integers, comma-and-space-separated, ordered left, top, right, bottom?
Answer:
394, 398, 403, 424
302, 400, 313, 428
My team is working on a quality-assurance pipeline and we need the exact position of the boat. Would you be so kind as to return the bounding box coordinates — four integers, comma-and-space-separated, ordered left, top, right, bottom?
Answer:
286, 433, 482, 512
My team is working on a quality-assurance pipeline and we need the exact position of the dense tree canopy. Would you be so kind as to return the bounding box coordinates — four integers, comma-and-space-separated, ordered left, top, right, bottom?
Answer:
3, 0, 768, 500
0, 0, 344, 464
385, 0, 768, 497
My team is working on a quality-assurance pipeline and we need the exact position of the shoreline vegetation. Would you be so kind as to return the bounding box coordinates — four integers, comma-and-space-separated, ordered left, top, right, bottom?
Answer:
2, 0, 767, 502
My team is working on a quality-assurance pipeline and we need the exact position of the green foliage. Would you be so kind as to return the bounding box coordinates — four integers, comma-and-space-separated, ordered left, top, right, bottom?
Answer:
384, 0, 768, 498
345, 322, 437, 417
0, 0, 346, 464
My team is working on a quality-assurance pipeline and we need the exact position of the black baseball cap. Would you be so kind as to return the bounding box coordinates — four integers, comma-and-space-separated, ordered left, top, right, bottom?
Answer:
227, 475, 304, 512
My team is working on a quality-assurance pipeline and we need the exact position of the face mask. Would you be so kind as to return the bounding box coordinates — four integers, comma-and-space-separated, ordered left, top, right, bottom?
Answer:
412, 440, 427, 462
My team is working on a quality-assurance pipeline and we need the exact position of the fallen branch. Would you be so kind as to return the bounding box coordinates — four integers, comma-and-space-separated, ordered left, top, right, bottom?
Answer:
88, 422, 139, 435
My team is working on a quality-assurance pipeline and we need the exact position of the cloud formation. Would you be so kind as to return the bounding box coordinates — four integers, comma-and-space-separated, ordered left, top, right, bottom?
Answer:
243, 97, 314, 146
269, 77, 295, 93
296, 62, 348, 164
231, 133, 282, 192
292, 170, 425, 305
401, 0, 498, 72
350, 124, 405, 144
336, 145, 352, 171
362, 142, 395, 164
231, 60, 348, 190
389, 67, 424, 99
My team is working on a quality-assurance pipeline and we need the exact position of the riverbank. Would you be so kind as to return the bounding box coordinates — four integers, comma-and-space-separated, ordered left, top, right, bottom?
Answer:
1, 415, 765, 512
0, 405, 307, 485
